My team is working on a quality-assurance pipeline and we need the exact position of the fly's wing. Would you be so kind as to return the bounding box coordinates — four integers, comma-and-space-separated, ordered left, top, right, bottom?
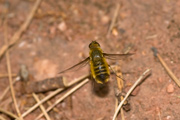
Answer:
103, 53, 133, 60
58, 57, 90, 74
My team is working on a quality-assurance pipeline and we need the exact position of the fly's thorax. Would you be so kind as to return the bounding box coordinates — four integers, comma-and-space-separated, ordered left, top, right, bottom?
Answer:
89, 48, 103, 60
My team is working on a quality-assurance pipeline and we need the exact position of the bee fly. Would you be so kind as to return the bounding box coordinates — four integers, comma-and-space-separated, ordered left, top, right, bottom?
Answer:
59, 41, 132, 84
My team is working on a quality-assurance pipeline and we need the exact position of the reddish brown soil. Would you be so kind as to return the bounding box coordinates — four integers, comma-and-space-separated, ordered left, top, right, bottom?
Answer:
0, 0, 180, 120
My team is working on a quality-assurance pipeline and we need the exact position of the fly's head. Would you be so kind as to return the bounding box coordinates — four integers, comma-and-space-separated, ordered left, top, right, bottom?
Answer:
89, 41, 100, 49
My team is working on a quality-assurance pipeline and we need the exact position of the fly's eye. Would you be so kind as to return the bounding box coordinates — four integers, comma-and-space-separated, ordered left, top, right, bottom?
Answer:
89, 42, 93, 48
94, 41, 100, 47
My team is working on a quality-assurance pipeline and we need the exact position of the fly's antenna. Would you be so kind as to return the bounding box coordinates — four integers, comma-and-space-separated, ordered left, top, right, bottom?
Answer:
108, 65, 126, 81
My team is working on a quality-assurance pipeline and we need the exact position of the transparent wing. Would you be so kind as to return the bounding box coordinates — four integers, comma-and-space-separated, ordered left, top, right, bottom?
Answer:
58, 57, 90, 74
103, 53, 133, 60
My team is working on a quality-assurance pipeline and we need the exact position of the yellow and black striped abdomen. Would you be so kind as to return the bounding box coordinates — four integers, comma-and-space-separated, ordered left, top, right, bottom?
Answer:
90, 50, 110, 84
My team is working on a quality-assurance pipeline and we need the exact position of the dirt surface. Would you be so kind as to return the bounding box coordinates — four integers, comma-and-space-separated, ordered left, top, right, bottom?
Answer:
0, 0, 180, 120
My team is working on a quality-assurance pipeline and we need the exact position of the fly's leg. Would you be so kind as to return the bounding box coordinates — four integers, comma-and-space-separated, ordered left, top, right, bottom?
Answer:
108, 65, 126, 81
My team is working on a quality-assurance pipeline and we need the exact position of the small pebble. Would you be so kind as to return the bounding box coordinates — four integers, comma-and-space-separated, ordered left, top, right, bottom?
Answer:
112, 28, 118, 36
18, 41, 26, 48
166, 84, 174, 93
58, 21, 67, 32
49, 26, 56, 35
158, 77, 163, 83
61, 102, 66, 108
166, 115, 171, 119
101, 15, 110, 25
78, 52, 86, 59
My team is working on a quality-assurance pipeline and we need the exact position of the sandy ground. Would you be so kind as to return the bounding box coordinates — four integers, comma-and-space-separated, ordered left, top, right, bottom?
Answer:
0, 0, 180, 120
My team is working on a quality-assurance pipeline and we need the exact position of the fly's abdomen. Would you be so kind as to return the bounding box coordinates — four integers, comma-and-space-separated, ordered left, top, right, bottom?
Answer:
89, 48, 110, 84
92, 59, 110, 84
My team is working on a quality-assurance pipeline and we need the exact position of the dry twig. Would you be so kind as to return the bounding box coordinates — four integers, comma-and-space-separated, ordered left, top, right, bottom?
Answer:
0, 74, 17, 78
0, 116, 6, 120
152, 47, 180, 87
0, 0, 42, 59
0, 80, 17, 102
32, 93, 51, 120
21, 74, 90, 118
107, 3, 120, 36
4, 18, 22, 120
24, 76, 65, 93
115, 65, 125, 120
0, 108, 19, 120
40, 94, 60, 113
35, 79, 89, 120
113, 69, 151, 120
114, 46, 132, 120
2, 1, 42, 119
